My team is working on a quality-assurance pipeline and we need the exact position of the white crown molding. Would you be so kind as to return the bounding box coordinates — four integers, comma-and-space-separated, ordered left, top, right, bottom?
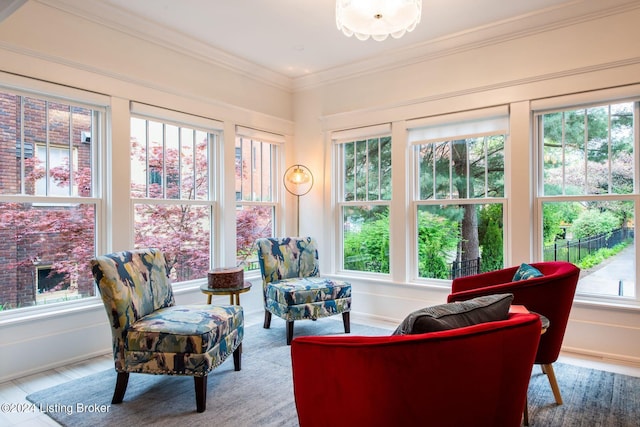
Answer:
32, 0, 294, 92
29, 0, 640, 95
0, 0, 27, 23
319, 56, 640, 131
0, 41, 294, 134
293, 0, 640, 92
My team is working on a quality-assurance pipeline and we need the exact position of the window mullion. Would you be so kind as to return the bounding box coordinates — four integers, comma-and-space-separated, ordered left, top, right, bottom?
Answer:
365, 139, 370, 202
260, 142, 265, 201
466, 139, 471, 199
68, 106, 74, 197
192, 130, 198, 200
45, 101, 50, 196
561, 112, 566, 195
162, 123, 167, 199
376, 139, 380, 199
448, 140, 453, 199
432, 144, 436, 199
177, 127, 182, 200
19, 96, 25, 195
239, 138, 244, 200
145, 120, 150, 198
484, 136, 489, 198
607, 105, 613, 194
583, 109, 588, 195
353, 141, 358, 201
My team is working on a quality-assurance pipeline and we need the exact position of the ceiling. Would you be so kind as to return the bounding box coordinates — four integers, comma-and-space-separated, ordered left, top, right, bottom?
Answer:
9, 0, 640, 88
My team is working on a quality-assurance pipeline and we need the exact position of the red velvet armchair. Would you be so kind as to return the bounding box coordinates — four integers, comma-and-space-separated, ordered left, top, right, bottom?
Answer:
447, 261, 580, 405
291, 313, 541, 427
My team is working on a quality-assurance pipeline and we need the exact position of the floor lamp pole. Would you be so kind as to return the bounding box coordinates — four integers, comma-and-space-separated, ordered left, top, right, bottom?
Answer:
296, 194, 300, 236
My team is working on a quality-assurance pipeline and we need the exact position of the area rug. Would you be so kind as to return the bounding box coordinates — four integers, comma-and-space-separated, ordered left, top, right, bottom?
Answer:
27, 320, 640, 427
526, 362, 640, 426
27, 320, 389, 427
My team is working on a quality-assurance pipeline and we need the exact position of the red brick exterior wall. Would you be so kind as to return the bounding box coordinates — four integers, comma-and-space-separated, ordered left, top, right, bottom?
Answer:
0, 92, 95, 309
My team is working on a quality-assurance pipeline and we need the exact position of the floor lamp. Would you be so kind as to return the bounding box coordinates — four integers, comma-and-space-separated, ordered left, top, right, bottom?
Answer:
283, 164, 314, 236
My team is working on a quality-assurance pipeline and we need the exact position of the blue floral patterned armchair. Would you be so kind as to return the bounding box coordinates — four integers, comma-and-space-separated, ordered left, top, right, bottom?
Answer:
255, 237, 351, 345
91, 248, 244, 413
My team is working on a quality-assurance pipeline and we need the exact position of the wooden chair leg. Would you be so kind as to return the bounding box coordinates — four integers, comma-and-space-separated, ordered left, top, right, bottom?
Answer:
543, 363, 563, 405
233, 343, 242, 371
286, 320, 294, 345
111, 372, 129, 404
342, 311, 351, 333
523, 395, 529, 426
263, 311, 272, 329
194, 376, 207, 413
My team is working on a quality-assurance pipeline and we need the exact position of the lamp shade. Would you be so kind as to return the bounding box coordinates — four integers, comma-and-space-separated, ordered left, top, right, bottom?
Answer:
336, 0, 422, 41
284, 164, 313, 196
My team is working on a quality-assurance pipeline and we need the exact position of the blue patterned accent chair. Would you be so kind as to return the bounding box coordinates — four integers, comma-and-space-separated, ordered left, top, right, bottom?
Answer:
91, 248, 244, 413
255, 237, 351, 345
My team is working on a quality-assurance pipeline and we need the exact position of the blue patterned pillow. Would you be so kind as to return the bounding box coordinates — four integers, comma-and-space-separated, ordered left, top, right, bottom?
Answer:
512, 263, 543, 281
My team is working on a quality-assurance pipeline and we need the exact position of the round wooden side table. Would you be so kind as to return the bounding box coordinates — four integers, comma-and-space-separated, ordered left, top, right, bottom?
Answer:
200, 281, 252, 305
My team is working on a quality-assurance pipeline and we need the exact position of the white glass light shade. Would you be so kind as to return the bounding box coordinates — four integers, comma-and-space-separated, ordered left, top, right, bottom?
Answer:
336, 0, 422, 41
284, 164, 314, 196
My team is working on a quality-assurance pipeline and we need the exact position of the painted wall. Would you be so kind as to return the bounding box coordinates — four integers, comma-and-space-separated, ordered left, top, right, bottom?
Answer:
0, 1, 293, 382
293, 8, 640, 365
0, 1, 292, 124
1, 3, 640, 382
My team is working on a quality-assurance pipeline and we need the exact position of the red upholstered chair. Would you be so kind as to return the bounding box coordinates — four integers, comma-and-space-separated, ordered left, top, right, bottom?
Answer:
291, 313, 541, 427
447, 261, 580, 405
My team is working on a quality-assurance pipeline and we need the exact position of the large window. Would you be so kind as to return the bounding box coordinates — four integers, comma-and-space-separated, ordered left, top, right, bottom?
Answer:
334, 125, 392, 274
0, 88, 104, 310
130, 105, 220, 282
235, 127, 281, 270
408, 108, 508, 280
536, 100, 637, 298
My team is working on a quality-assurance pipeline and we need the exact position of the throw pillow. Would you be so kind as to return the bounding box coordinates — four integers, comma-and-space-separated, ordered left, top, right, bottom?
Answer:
512, 263, 543, 281
392, 293, 514, 335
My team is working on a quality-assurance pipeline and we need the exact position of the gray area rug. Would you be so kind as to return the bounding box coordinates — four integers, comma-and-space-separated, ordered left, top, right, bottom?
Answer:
27, 320, 387, 427
527, 362, 640, 427
28, 320, 640, 427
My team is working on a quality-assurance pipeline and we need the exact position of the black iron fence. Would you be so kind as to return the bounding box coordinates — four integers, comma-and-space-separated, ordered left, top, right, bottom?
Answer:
544, 227, 633, 264
450, 257, 481, 280
244, 260, 260, 271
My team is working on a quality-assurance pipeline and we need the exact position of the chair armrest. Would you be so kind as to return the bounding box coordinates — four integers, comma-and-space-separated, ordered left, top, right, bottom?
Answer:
450, 266, 519, 294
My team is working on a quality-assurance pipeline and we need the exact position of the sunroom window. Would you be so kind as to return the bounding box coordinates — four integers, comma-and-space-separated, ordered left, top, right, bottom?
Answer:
334, 124, 392, 274
234, 126, 281, 271
0, 87, 105, 311
535, 99, 637, 299
130, 103, 221, 283
408, 107, 508, 280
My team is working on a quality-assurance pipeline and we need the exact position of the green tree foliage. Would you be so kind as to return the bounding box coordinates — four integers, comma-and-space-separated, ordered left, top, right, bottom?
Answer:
542, 202, 583, 243
417, 208, 459, 279
570, 209, 620, 239
343, 208, 390, 273
478, 204, 503, 272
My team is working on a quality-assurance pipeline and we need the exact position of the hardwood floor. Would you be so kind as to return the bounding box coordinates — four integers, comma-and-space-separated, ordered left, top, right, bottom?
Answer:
1, 314, 638, 426
0, 353, 113, 426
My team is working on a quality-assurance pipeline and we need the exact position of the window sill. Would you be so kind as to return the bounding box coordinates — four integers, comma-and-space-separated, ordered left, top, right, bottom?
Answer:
0, 296, 104, 327
573, 296, 640, 313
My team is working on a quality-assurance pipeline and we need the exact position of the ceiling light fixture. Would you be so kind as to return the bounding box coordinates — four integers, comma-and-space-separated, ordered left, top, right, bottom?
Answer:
336, 0, 422, 42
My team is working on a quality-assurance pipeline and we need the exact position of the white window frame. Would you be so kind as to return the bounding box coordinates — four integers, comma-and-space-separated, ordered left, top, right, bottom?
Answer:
0, 75, 107, 314
333, 123, 392, 276
408, 107, 509, 283
234, 126, 283, 270
130, 102, 222, 284
35, 144, 79, 197
532, 91, 640, 305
